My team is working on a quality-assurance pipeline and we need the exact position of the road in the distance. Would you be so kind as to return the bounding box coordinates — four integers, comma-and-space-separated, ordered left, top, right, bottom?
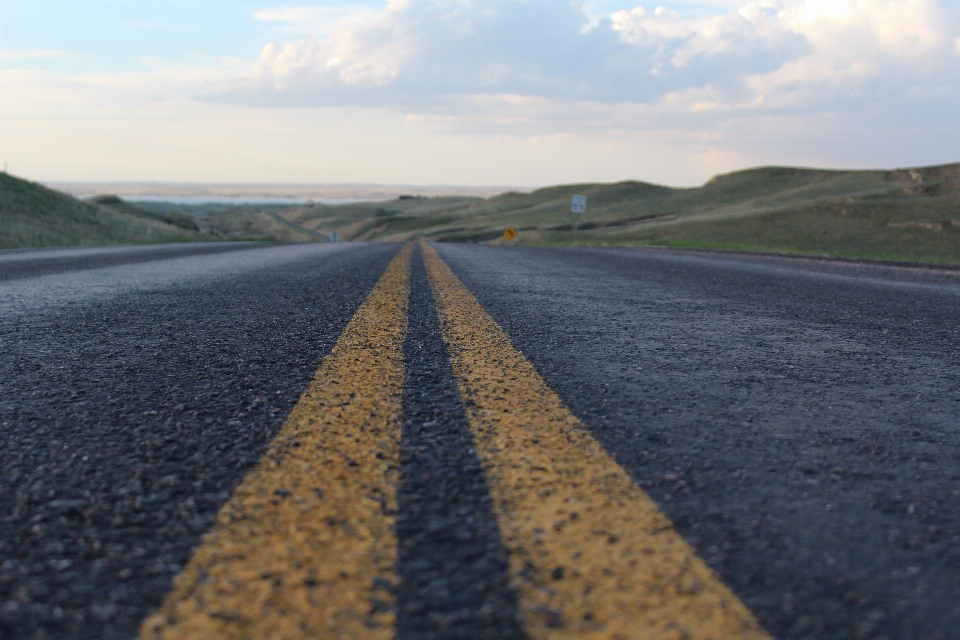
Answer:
0, 243, 279, 283
2, 241, 959, 639
436, 244, 960, 639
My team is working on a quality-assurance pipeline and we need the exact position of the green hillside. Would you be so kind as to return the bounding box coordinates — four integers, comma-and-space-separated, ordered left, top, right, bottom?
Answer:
135, 200, 325, 243
0, 173, 210, 249
86, 195, 200, 232
275, 162, 960, 263
149, 196, 486, 245
6, 161, 959, 263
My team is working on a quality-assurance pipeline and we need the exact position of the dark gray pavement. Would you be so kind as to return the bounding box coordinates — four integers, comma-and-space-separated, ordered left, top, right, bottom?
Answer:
396, 248, 526, 640
0, 243, 273, 282
3, 241, 960, 640
436, 244, 960, 640
0, 242, 400, 639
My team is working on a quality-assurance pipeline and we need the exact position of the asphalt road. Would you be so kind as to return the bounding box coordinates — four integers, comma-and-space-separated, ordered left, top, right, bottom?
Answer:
395, 254, 525, 639
435, 244, 960, 640
0, 242, 400, 639
0, 243, 271, 283
2, 242, 959, 640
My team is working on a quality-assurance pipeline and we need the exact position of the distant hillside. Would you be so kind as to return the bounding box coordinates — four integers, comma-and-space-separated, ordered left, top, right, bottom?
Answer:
0, 173, 210, 249
10, 161, 960, 263
272, 161, 960, 263
86, 195, 200, 232
44, 181, 524, 201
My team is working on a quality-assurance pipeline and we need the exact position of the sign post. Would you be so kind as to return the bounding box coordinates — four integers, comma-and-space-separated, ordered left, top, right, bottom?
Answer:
570, 195, 586, 244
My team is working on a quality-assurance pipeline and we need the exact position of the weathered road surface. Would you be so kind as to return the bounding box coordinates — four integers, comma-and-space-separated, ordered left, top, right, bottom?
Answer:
1, 242, 958, 640
0, 242, 398, 639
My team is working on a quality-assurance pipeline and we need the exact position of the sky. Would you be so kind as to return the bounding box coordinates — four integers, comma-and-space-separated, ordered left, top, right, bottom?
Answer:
0, 0, 958, 187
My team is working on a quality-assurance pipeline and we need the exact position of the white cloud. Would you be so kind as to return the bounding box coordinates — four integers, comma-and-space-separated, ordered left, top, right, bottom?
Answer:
2, 1, 957, 186
214, 1, 638, 106
212, 0, 958, 128
253, 4, 382, 36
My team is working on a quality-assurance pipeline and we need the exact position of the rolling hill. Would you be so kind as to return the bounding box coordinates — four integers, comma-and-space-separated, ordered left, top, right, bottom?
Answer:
272, 162, 960, 263
0, 173, 211, 249
5, 162, 960, 264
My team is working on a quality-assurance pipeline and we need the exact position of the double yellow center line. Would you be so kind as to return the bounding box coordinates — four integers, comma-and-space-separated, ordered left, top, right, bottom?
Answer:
141, 243, 769, 640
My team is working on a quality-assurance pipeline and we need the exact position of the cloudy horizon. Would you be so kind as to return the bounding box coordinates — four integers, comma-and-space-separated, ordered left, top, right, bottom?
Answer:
1, 0, 958, 188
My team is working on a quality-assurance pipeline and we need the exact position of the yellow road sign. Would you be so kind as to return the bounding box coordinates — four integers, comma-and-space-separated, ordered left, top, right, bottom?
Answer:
503, 227, 517, 240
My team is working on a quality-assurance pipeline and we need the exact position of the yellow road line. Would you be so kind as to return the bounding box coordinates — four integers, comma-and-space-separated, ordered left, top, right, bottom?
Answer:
140, 244, 412, 640
422, 242, 770, 640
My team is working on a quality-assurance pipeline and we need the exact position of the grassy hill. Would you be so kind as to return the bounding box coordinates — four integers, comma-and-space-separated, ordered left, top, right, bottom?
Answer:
135, 196, 486, 245
603, 164, 960, 262
0, 173, 211, 249
86, 195, 200, 232
6, 162, 960, 263
272, 162, 960, 263
134, 200, 325, 243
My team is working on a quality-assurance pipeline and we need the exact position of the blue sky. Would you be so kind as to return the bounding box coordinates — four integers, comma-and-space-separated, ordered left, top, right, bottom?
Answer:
0, 1, 734, 66
0, 1, 346, 70
1, 0, 958, 187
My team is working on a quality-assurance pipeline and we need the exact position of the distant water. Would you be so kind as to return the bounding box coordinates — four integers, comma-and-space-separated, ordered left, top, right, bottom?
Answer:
119, 195, 381, 205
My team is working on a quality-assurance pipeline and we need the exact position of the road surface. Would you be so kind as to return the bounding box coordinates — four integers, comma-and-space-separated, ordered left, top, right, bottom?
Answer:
1, 242, 958, 639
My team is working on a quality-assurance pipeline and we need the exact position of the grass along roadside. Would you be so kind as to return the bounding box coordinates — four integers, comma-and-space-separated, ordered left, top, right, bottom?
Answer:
0, 173, 212, 249
7, 161, 960, 263
276, 162, 960, 264
585, 195, 960, 264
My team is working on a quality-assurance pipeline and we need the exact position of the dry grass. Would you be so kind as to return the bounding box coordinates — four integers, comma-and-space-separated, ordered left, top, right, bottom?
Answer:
9, 161, 960, 263
0, 174, 211, 249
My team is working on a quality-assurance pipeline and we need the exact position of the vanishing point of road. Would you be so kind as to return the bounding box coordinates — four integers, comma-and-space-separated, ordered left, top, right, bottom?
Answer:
1, 241, 958, 640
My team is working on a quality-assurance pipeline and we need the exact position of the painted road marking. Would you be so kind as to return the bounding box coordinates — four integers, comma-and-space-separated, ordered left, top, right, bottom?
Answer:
140, 244, 412, 640
422, 242, 770, 640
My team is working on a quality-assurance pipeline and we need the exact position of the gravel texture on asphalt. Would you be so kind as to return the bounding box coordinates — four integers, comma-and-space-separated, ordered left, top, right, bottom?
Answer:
435, 244, 960, 640
0, 243, 351, 319
395, 248, 526, 640
6, 240, 960, 640
0, 242, 399, 639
